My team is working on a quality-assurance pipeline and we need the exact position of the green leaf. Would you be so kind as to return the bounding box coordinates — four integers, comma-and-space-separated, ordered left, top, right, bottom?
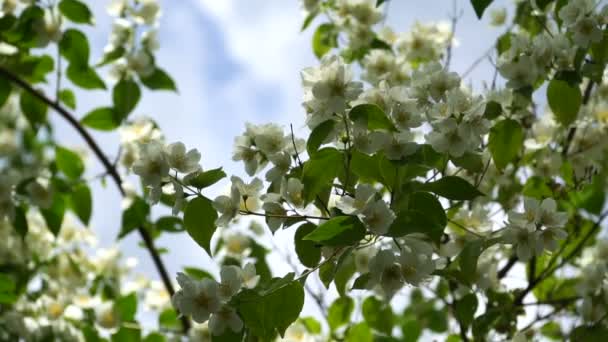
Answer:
184, 196, 217, 256
547, 79, 582, 126
362, 296, 393, 334
13, 206, 28, 238
295, 223, 322, 267
97, 46, 126, 67
300, 317, 322, 334
349, 104, 397, 132
488, 119, 524, 169
387, 192, 446, 243
301, 10, 318, 31
155, 216, 184, 233
470, 0, 493, 19
334, 254, 356, 296
234, 276, 304, 340
312, 23, 336, 59
451, 152, 484, 173
350, 150, 383, 182
59, 88, 76, 109
59, 29, 89, 66
143, 333, 165, 342
70, 183, 92, 225
41, 193, 66, 236
302, 147, 342, 203
158, 308, 180, 331
55, 146, 85, 179
307, 119, 336, 156
115, 293, 137, 322
0, 76, 11, 108
303, 216, 366, 246
186, 167, 226, 189
81, 107, 121, 131
570, 325, 608, 340
401, 314, 422, 342
119, 197, 149, 239
352, 273, 371, 290
140, 67, 177, 91
376, 0, 387, 6
458, 239, 484, 285
540, 321, 563, 340
111, 326, 141, 342
0, 274, 17, 304
19, 90, 47, 130
183, 267, 215, 280
59, 0, 93, 24
328, 296, 354, 330
421, 176, 483, 201
66, 64, 106, 89
113, 78, 141, 119
454, 293, 478, 330
345, 322, 373, 341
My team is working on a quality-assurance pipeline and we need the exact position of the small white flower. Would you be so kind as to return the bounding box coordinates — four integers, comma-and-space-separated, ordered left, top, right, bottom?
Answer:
502, 225, 539, 261
489, 8, 507, 26
302, 56, 363, 129
360, 199, 396, 235
133, 0, 161, 25
426, 118, 470, 157
218, 266, 243, 301
172, 273, 221, 323
571, 16, 603, 47
536, 227, 568, 253
213, 186, 241, 227
266, 152, 291, 182
165, 142, 201, 174
281, 178, 304, 208
336, 183, 376, 214
241, 263, 260, 289
399, 237, 435, 286
369, 249, 403, 298
536, 198, 568, 228
132, 141, 169, 187
382, 131, 418, 161
209, 305, 243, 336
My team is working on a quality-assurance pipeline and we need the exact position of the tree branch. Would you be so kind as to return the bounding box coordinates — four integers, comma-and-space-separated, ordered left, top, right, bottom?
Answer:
0, 66, 190, 332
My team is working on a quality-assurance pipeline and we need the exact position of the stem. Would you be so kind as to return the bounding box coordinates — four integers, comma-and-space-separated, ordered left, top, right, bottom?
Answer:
239, 209, 330, 221
497, 256, 517, 279
0, 66, 190, 333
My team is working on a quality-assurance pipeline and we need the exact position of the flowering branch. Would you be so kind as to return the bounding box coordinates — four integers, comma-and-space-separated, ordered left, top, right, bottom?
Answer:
0, 66, 190, 332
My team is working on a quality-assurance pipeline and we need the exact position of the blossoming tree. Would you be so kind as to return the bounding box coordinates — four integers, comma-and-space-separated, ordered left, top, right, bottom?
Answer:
0, 0, 608, 340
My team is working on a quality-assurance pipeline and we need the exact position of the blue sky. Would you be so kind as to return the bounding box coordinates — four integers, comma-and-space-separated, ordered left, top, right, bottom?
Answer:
52, 0, 509, 319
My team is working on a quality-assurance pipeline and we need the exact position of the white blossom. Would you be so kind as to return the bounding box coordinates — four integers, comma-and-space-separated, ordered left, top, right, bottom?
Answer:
172, 273, 221, 323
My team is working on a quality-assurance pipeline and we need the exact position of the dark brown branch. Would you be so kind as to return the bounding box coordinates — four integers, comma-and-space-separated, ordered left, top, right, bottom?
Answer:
497, 256, 517, 279
0, 66, 190, 332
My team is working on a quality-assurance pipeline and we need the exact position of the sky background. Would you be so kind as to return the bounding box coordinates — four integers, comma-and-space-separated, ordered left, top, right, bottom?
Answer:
52, 0, 512, 324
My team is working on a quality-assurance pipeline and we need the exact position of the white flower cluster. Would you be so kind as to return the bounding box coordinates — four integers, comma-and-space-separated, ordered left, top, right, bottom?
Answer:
0, 210, 163, 339
337, 183, 395, 235
125, 120, 201, 210
105, 0, 162, 81
577, 240, 608, 322
172, 263, 259, 336
502, 197, 568, 261
365, 237, 436, 298
232, 122, 304, 179
558, 0, 605, 47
